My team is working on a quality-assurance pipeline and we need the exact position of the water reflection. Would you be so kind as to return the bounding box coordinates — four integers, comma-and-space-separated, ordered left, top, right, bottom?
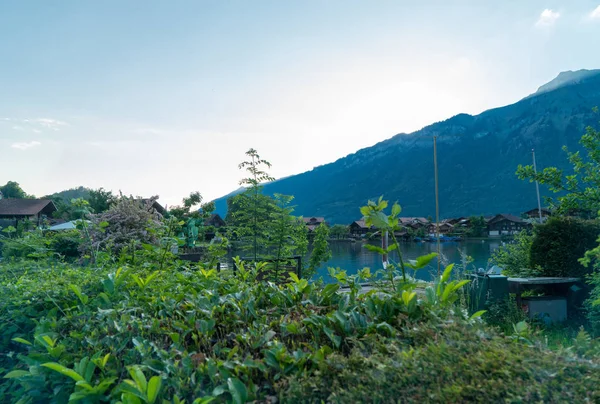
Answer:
313, 240, 501, 282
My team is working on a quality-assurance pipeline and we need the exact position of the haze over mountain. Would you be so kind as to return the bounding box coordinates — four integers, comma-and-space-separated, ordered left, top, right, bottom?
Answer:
213, 69, 600, 224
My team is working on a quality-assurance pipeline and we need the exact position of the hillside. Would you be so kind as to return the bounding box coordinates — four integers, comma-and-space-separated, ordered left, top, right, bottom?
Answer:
214, 69, 600, 224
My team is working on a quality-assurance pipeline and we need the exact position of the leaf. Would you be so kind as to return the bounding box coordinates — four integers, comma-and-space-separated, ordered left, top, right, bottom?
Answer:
323, 327, 341, 348
452, 279, 470, 291
227, 377, 248, 404
12, 337, 32, 346
3, 370, 31, 379
288, 272, 300, 283
406, 253, 438, 270
469, 310, 487, 320
364, 244, 386, 255
147, 376, 162, 404
441, 263, 455, 283
359, 206, 371, 217
128, 366, 148, 393
402, 291, 416, 306
391, 202, 401, 217
41, 362, 85, 382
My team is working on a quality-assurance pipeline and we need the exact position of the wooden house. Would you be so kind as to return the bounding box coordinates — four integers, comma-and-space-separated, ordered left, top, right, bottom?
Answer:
487, 214, 530, 236
303, 217, 326, 233
349, 219, 373, 236
524, 208, 552, 219
0, 199, 57, 228
204, 213, 226, 228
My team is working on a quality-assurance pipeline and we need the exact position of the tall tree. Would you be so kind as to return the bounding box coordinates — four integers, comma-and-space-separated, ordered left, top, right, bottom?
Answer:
88, 188, 115, 214
236, 148, 275, 261
0, 181, 29, 199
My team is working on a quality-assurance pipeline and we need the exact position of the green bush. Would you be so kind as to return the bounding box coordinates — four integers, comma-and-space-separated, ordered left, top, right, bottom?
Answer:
47, 230, 83, 260
530, 216, 600, 278
490, 230, 540, 277
2, 257, 600, 403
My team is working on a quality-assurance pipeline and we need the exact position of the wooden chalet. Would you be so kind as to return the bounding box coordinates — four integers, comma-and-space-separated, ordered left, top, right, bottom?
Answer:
487, 214, 530, 236
349, 219, 373, 236
0, 199, 57, 228
303, 217, 326, 232
399, 217, 429, 230
524, 207, 552, 219
430, 221, 454, 234
204, 213, 226, 228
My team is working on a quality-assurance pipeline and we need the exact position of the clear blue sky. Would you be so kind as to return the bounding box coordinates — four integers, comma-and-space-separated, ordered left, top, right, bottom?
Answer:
2, 1, 600, 207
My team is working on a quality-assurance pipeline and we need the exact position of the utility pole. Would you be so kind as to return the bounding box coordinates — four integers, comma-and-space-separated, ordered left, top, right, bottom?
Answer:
532, 149, 543, 223
433, 135, 441, 276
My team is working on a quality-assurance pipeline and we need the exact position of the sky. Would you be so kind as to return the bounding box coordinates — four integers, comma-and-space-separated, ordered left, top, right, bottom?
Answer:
2, 1, 600, 207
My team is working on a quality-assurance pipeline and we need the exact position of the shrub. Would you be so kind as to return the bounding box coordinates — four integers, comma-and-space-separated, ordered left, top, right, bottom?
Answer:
530, 216, 600, 278
85, 196, 163, 256
2, 256, 600, 403
489, 230, 540, 277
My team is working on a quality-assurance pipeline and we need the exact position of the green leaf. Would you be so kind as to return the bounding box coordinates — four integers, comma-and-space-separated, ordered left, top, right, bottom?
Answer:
469, 310, 487, 320
391, 203, 401, 217
41, 362, 85, 382
323, 327, 341, 348
359, 206, 371, 217
3, 370, 31, 379
12, 337, 32, 346
364, 244, 386, 255
147, 376, 162, 404
227, 377, 248, 404
128, 366, 148, 393
98, 221, 109, 228
441, 263, 455, 283
406, 253, 438, 270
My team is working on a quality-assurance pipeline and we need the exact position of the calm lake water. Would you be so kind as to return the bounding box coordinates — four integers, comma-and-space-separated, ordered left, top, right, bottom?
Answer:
312, 239, 502, 282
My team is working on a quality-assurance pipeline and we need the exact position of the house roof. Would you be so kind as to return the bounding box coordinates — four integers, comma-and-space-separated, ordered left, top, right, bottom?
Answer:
0, 199, 57, 217
303, 217, 325, 224
525, 207, 552, 214
350, 219, 370, 228
205, 213, 226, 226
489, 214, 525, 224
139, 198, 166, 215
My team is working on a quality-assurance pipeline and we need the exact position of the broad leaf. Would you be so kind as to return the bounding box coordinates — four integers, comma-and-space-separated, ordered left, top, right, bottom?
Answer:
227, 377, 248, 404
41, 362, 85, 383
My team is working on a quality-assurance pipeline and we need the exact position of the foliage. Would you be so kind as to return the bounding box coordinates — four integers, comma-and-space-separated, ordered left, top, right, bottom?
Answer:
0, 251, 484, 404
0, 181, 29, 199
280, 320, 600, 403
483, 295, 528, 334
235, 148, 275, 261
517, 107, 600, 216
328, 224, 348, 239
360, 196, 436, 285
489, 230, 541, 277
88, 188, 115, 214
306, 223, 331, 279
529, 216, 600, 278
85, 196, 163, 257
264, 194, 306, 278
467, 215, 486, 237
169, 192, 215, 249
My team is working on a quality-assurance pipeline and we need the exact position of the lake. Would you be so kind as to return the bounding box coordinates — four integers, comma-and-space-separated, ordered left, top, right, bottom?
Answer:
312, 239, 502, 282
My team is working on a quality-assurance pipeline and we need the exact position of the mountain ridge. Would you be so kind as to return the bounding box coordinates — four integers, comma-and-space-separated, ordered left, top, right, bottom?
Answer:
213, 70, 600, 224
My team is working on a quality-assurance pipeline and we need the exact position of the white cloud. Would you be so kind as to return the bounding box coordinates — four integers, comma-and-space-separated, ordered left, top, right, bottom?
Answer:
11, 125, 25, 131
536, 9, 560, 27
34, 118, 68, 130
11, 141, 41, 150
588, 5, 600, 20
32, 129, 42, 134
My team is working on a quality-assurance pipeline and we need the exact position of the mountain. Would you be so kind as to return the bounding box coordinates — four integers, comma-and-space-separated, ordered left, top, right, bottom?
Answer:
45, 186, 91, 202
213, 69, 600, 224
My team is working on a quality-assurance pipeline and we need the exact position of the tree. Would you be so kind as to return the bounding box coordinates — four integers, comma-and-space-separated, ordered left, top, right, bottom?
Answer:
467, 216, 486, 237
265, 194, 307, 278
233, 149, 275, 261
0, 181, 29, 199
329, 224, 349, 239
88, 188, 115, 214
307, 223, 332, 278
516, 108, 600, 217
